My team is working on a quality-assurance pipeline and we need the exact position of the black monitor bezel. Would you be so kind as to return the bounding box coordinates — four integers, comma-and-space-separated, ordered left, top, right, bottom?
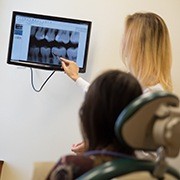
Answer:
7, 11, 92, 73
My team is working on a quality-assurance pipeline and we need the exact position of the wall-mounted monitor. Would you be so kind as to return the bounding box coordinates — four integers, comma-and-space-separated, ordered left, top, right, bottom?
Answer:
7, 11, 92, 72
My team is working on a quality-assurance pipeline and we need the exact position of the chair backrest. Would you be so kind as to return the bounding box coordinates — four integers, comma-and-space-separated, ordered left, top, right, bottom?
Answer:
115, 91, 180, 157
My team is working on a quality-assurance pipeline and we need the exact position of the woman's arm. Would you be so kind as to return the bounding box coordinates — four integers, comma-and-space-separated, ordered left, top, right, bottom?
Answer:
61, 58, 80, 81
61, 58, 90, 92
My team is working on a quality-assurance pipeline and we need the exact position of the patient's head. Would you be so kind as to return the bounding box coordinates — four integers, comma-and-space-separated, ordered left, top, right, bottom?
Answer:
79, 70, 143, 154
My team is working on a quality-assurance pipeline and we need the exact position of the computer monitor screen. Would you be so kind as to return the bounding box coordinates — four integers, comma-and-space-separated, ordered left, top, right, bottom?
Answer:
7, 11, 92, 72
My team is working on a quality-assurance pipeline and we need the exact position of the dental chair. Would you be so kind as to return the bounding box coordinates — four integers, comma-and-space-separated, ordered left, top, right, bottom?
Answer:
77, 91, 180, 180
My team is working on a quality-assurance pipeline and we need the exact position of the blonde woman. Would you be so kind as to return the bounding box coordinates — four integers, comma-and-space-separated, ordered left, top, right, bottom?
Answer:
61, 12, 173, 154
122, 12, 172, 92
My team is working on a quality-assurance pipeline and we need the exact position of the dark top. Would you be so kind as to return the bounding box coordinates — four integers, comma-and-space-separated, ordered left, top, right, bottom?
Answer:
46, 150, 129, 180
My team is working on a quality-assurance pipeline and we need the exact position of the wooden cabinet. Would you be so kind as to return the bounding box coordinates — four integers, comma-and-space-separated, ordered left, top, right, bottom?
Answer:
0, 161, 4, 178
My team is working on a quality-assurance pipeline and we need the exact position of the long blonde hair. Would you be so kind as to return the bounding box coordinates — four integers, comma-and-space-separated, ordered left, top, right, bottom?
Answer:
122, 12, 172, 92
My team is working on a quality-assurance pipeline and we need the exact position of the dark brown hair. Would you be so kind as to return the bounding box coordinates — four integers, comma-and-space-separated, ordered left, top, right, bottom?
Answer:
79, 70, 142, 154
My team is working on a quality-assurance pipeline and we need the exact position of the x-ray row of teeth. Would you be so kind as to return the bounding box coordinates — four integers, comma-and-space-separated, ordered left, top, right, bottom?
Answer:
29, 37, 78, 50
27, 26, 80, 65
28, 46, 77, 65
30, 26, 80, 44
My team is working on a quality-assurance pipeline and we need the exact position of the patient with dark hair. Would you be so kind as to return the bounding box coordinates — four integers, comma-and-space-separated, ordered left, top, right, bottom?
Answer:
47, 70, 143, 180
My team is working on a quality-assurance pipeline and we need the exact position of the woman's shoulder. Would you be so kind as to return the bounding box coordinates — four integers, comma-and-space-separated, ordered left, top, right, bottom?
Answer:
47, 153, 116, 179
47, 154, 94, 180
143, 84, 164, 94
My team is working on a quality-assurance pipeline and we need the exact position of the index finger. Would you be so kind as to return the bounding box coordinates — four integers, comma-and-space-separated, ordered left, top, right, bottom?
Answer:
60, 57, 71, 63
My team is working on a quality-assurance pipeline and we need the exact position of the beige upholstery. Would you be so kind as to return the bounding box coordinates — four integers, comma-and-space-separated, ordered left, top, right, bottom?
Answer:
32, 162, 55, 180
114, 172, 177, 180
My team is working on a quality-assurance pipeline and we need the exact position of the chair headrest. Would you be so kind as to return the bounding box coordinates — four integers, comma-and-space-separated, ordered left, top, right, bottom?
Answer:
115, 91, 180, 157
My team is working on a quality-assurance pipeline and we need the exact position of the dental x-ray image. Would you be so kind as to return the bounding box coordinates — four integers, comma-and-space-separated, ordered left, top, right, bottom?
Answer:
28, 26, 79, 65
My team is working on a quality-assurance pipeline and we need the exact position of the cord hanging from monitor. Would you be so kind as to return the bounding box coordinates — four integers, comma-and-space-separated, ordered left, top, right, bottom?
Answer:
30, 68, 56, 92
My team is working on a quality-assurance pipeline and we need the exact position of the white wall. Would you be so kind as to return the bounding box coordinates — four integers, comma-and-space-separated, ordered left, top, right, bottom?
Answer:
0, 0, 180, 179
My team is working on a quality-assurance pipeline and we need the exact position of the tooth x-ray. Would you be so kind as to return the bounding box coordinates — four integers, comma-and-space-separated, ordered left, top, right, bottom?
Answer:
7, 11, 92, 72
28, 27, 79, 64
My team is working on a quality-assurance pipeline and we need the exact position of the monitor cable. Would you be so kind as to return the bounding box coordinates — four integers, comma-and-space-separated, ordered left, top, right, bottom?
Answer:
30, 68, 56, 92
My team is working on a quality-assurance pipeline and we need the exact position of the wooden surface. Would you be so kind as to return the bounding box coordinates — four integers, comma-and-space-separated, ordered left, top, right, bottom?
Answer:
0, 161, 4, 178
